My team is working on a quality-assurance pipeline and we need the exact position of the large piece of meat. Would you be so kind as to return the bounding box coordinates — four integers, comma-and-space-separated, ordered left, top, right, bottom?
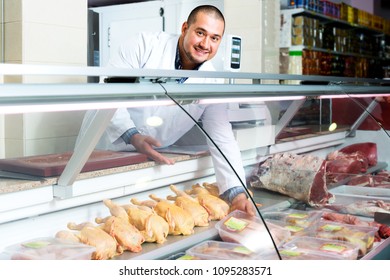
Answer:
338, 142, 377, 166
326, 142, 378, 184
249, 153, 334, 207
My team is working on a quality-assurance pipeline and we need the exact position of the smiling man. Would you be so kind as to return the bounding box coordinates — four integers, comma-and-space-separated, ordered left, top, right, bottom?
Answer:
77, 5, 255, 216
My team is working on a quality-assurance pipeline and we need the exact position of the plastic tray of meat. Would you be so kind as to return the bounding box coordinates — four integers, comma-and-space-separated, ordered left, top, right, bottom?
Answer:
265, 219, 316, 240
262, 209, 323, 228
330, 185, 390, 198
185, 240, 272, 260
314, 221, 377, 257
278, 248, 344, 260
215, 210, 291, 253
279, 236, 359, 260
3, 237, 95, 260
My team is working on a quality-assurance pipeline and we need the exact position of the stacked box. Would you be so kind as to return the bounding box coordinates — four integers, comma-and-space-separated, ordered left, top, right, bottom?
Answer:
314, 221, 377, 257
280, 236, 359, 260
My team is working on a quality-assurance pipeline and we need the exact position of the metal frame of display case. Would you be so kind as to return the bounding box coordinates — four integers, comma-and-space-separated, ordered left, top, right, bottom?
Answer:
1, 64, 390, 199
1, 64, 390, 259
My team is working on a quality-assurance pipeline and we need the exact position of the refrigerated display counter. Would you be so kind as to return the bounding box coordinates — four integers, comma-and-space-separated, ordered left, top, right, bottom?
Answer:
0, 64, 389, 260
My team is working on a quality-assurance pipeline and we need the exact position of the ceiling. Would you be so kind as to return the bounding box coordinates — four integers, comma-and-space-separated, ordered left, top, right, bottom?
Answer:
88, 0, 152, 8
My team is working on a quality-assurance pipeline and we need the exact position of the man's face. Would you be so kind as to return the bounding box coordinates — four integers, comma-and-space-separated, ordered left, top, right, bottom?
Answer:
180, 12, 224, 69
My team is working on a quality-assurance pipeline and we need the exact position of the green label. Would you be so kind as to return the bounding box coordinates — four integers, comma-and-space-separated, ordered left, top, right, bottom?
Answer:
22, 241, 51, 249
177, 255, 196, 260
285, 225, 304, 233
287, 213, 308, 219
224, 217, 249, 232
232, 246, 252, 255
280, 250, 301, 257
321, 224, 343, 232
320, 243, 347, 253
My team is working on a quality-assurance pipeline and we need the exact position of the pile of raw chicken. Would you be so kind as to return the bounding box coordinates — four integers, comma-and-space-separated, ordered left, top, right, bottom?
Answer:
55, 183, 231, 260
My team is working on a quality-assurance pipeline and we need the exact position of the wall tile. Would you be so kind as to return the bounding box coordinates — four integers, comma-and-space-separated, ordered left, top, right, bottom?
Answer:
4, 138, 24, 158
4, 0, 22, 23
24, 111, 85, 139
23, 0, 86, 28
0, 23, 3, 62
23, 23, 87, 64
0, 115, 4, 158
4, 21, 22, 62
4, 114, 23, 139
24, 136, 77, 156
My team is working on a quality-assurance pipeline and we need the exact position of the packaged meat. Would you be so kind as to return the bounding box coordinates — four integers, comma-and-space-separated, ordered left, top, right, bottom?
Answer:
186, 240, 268, 260
249, 153, 334, 207
262, 209, 322, 228
278, 248, 344, 260
314, 221, 377, 257
215, 210, 291, 253
3, 237, 95, 260
280, 236, 359, 260
265, 219, 315, 239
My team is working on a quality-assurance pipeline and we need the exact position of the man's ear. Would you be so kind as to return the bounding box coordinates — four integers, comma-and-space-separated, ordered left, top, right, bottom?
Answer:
181, 22, 188, 34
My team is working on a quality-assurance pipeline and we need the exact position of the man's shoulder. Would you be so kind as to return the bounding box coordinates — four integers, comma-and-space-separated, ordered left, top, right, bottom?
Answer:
139, 31, 178, 42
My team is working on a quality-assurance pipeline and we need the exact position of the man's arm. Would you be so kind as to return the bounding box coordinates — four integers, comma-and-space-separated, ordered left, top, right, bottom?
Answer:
220, 186, 256, 216
201, 103, 256, 216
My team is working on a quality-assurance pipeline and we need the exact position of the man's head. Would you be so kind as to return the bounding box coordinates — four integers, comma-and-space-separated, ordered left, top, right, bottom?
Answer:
178, 5, 225, 70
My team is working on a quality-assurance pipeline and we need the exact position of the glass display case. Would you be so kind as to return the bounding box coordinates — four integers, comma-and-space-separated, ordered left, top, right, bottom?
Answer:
0, 64, 390, 260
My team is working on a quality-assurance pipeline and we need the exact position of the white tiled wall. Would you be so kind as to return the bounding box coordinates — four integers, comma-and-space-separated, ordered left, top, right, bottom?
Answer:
2, 0, 88, 158
224, 0, 280, 74
0, 115, 4, 158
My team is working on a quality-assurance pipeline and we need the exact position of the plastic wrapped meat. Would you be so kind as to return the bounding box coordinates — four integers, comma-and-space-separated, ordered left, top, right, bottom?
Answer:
249, 153, 334, 207
324, 200, 390, 218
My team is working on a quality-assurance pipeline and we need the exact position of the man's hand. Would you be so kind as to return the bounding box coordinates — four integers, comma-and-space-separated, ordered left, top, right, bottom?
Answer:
230, 192, 256, 216
130, 134, 175, 165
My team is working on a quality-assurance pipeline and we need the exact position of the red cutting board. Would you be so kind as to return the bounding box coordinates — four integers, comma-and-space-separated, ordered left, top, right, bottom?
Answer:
0, 150, 149, 177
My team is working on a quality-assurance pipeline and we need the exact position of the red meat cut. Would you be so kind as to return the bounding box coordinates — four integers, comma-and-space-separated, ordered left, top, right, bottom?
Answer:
249, 153, 334, 207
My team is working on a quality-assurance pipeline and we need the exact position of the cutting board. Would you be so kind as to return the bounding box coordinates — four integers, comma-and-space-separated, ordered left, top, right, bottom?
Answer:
0, 150, 149, 177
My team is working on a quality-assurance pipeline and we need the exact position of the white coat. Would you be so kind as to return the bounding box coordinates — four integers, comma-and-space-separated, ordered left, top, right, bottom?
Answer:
77, 32, 245, 194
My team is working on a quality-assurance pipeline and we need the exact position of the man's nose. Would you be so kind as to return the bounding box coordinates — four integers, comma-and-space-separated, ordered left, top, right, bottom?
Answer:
199, 36, 210, 49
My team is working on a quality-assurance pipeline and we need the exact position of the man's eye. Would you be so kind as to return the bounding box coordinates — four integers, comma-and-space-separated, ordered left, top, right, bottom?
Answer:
197, 31, 204, 36
212, 37, 219, 42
